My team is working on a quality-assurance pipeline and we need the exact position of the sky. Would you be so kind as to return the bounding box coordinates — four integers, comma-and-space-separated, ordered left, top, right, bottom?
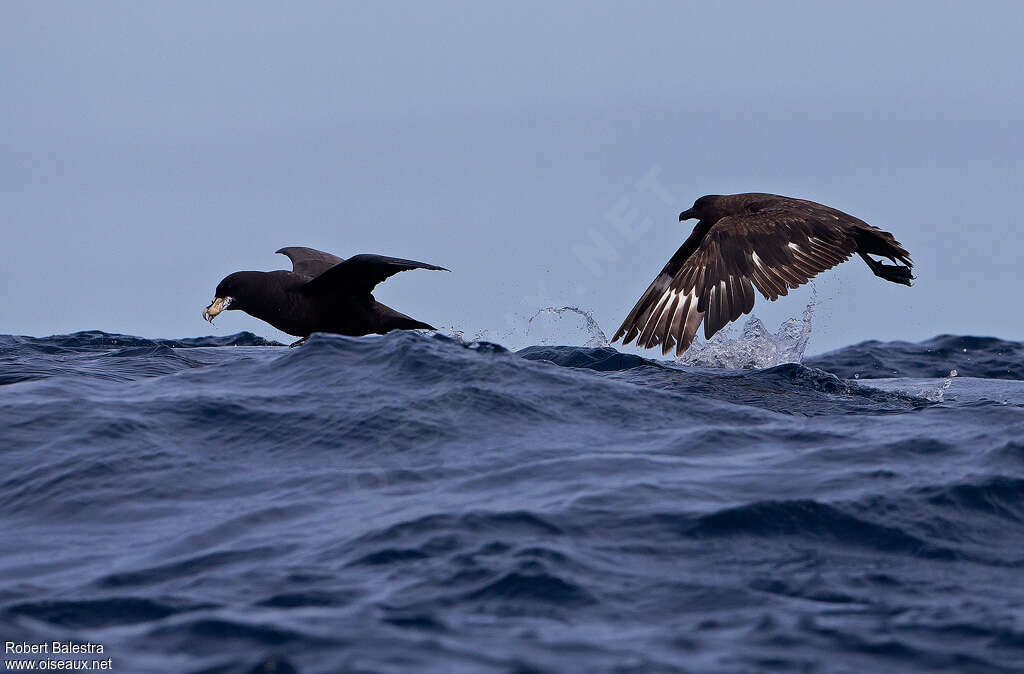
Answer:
2, 1, 1022, 354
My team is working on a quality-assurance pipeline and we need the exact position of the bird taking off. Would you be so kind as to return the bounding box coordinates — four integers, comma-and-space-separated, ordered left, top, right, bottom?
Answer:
612, 193, 914, 357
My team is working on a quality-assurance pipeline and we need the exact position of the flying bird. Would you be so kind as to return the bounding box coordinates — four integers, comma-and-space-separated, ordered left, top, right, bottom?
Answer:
203, 247, 447, 346
612, 193, 914, 356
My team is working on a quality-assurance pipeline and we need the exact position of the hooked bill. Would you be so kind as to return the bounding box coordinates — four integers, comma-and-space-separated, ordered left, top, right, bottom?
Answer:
202, 296, 232, 323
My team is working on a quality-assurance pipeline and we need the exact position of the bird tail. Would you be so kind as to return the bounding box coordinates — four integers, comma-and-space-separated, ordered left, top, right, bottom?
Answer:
853, 226, 914, 286
401, 318, 436, 331
384, 312, 436, 332
853, 226, 912, 265
868, 257, 915, 286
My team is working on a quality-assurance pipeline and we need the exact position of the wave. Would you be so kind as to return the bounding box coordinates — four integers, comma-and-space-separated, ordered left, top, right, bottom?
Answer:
0, 329, 280, 351
2, 329, 1024, 672
808, 334, 1024, 380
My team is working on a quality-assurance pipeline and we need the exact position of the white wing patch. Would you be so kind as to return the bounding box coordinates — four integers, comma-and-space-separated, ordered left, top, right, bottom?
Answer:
634, 285, 704, 355
751, 250, 766, 271
630, 282, 704, 352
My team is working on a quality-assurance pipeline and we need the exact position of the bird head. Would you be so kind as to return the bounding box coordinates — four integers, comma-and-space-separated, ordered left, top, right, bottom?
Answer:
679, 194, 724, 222
203, 271, 260, 323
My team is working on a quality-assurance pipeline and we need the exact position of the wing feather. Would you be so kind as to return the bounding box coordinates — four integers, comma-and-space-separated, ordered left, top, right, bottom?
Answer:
299, 253, 449, 296
667, 292, 689, 353
679, 297, 704, 355
276, 246, 345, 277
637, 289, 670, 347
655, 292, 680, 355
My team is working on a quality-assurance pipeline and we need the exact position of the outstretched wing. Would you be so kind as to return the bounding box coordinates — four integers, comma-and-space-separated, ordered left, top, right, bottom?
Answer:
276, 247, 345, 277
299, 254, 449, 296
613, 210, 858, 356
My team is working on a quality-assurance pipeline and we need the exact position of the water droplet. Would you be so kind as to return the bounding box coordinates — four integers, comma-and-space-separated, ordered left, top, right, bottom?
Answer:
525, 306, 608, 347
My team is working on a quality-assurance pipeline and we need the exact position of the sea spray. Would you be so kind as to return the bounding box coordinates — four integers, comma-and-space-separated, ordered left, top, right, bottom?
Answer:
677, 286, 817, 369
926, 369, 958, 402
524, 306, 609, 348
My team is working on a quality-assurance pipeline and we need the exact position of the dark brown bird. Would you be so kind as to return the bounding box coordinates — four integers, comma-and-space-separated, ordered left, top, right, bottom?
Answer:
203, 247, 447, 347
612, 193, 914, 357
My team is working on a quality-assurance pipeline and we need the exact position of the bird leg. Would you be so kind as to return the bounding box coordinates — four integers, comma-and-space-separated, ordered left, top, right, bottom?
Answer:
289, 336, 310, 348
858, 252, 914, 286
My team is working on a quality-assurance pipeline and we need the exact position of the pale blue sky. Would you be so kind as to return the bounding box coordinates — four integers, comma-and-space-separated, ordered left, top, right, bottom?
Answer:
3, 1, 1022, 353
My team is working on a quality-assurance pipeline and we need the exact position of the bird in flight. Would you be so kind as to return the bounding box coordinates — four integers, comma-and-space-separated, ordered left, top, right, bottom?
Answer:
612, 193, 913, 357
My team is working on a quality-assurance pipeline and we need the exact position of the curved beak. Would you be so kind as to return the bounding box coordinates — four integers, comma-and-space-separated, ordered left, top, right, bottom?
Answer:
202, 296, 233, 324
679, 208, 696, 221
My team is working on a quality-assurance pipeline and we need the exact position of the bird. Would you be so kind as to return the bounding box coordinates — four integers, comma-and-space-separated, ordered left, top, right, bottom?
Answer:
203, 246, 447, 347
612, 193, 914, 357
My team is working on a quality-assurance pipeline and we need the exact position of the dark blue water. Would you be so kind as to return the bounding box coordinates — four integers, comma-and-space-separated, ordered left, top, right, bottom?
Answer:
2, 331, 1023, 673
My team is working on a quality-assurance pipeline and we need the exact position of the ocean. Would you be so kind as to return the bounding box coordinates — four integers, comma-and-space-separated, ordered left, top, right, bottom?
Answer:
1, 324, 1022, 673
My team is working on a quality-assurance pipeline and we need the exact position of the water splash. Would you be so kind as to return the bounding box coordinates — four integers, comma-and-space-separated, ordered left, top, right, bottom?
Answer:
445, 326, 490, 344
525, 306, 609, 347
676, 287, 816, 369
925, 369, 958, 402
444, 306, 608, 351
